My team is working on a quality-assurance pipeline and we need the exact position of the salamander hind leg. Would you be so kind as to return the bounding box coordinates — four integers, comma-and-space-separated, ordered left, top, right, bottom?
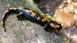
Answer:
17, 12, 25, 21
17, 14, 25, 21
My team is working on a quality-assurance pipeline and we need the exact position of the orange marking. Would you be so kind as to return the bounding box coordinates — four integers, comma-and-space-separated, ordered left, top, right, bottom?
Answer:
18, 6, 24, 9
29, 10, 32, 12
50, 23, 57, 29
31, 12, 36, 17
37, 17, 40, 20
2, 10, 9, 18
26, 10, 32, 12
1, 21, 4, 24
42, 16, 48, 22
9, 8, 13, 10
42, 19, 45, 22
14, 8, 16, 10
47, 20, 50, 22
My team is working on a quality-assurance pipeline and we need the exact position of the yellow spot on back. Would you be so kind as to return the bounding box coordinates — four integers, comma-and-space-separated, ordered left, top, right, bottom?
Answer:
14, 8, 16, 10
29, 10, 32, 12
42, 19, 45, 22
42, 16, 49, 22
2, 10, 9, 18
31, 12, 36, 17
18, 6, 24, 9
26, 10, 32, 12
4, 10, 9, 13
47, 20, 50, 22
37, 17, 40, 20
9, 8, 13, 10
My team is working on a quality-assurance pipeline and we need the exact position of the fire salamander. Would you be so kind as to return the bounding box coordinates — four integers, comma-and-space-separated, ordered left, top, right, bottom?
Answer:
1, 7, 62, 32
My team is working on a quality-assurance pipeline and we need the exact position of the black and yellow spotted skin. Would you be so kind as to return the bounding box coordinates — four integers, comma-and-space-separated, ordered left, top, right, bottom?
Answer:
1, 7, 62, 32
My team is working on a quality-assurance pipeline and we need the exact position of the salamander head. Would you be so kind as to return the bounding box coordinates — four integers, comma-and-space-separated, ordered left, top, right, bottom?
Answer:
50, 21, 62, 31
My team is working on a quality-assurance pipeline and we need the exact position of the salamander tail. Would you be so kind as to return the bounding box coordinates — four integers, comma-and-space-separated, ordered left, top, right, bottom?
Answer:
1, 21, 6, 32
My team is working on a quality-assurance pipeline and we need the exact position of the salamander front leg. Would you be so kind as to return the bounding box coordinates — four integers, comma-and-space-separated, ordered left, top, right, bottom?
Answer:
44, 25, 53, 33
17, 15, 23, 21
